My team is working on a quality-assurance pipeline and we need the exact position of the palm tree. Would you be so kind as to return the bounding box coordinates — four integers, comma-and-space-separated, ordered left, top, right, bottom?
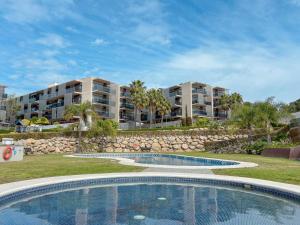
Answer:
64, 101, 96, 153
220, 94, 231, 118
146, 88, 161, 128
230, 92, 243, 106
129, 80, 146, 128
158, 98, 171, 127
132, 91, 148, 128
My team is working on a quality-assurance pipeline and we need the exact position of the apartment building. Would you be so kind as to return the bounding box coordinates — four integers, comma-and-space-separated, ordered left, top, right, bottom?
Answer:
14, 77, 119, 122
8, 77, 229, 125
162, 82, 228, 121
0, 85, 7, 123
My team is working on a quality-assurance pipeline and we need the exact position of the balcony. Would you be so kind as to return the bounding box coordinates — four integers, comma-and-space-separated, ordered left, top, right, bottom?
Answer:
121, 92, 130, 97
46, 102, 64, 109
93, 84, 110, 93
193, 110, 207, 116
95, 110, 109, 117
120, 113, 134, 121
213, 92, 225, 97
169, 91, 182, 97
120, 103, 134, 109
0, 94, 7, 99
93, 97, 109, 105
66, 86, 82, 94
171, 111, 182, 117
29, 98, 39, 103
192, 89, 206, 95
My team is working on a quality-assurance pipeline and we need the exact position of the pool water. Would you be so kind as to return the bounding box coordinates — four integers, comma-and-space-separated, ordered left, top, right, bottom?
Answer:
126, 155, 236, 166
75, 153, 239, 167
0, 183, 299, 225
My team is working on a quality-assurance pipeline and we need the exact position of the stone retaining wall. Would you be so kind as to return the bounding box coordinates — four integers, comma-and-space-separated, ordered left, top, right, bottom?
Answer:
14, 133, 249, 154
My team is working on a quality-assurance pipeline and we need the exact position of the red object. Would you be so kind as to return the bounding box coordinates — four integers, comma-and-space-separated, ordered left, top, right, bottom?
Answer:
3, 146, 13, 161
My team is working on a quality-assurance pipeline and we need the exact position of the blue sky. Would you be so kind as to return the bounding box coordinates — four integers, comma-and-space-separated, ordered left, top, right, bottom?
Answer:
0, 0, 300, 103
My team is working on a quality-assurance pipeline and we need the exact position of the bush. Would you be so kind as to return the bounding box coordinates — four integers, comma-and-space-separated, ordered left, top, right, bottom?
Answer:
195, 117, 211, 128
243, 140, 268, 155
30, 116, 39, 124
21, 119, 31, 126
36, 117, 50, 125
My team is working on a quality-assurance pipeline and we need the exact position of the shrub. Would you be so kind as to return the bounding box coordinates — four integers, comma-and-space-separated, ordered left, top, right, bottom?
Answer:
195, 117, 211, 128
242, 140, 268, 155
21, 119, 31, 126
30, 116, 39, 124
36, 117, 50, 125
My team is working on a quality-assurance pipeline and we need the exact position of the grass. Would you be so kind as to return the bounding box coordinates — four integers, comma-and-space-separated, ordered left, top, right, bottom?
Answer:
181, 152, 300, 185
0, 152, 299, 186
0, 154, 143, 184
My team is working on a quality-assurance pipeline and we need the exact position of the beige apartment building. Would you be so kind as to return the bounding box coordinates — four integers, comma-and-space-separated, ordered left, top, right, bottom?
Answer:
0, 85, 7, 123
162, 82, 228, 122
7, 77, 228, 126
14, 77, 120, 122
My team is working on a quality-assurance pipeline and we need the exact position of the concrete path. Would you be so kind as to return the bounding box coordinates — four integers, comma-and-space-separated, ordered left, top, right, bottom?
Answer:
143, 167, 214, 174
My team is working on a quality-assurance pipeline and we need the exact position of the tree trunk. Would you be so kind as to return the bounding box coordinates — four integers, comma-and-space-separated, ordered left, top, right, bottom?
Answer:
149, 109, 152, 129
76, 130, 82, 153
267, 121, 272, 144
161, 115, 164, 127
134, 107, 137, 129
139, 109, 142, 129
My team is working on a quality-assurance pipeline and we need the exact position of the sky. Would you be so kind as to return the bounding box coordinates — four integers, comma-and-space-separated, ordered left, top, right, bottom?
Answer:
0, 0, 300, 103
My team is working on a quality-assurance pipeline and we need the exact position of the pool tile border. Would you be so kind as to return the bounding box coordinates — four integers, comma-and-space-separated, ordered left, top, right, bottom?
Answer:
0, 173, 299, 208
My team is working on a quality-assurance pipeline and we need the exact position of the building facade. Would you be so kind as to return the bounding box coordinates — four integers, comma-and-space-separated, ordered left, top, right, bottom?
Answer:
0, 85, 7, 123
162, 82, 228, 122
8, 77, 229, 125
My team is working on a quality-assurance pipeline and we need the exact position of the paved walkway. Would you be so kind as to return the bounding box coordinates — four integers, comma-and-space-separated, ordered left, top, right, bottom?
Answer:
143, 167, 214, 174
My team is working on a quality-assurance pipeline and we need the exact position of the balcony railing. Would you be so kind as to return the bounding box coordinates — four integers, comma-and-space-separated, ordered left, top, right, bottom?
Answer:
193, 110, 207, 116
121, 92, 131, 97
192, 89, 206, 94
93, 97, 109, 105
46, 102, 64, 109
0, 94, 7, 99
66, 86, 82, 93
169, 91, 182, 97
95, 110, 109, 117
120, 103, 134, 109
171, 111, 182, 117
214, 92, 225, 97
93, 84, 110, 93
120, 113, 134, 120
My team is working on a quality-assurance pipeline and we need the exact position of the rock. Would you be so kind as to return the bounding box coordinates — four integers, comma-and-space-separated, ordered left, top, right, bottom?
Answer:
151, 143, 161, 151
181, 144, 189, 150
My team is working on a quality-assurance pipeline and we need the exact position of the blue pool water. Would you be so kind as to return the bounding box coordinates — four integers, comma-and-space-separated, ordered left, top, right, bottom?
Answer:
0, 180, 299, 225
76, 153, 239, 167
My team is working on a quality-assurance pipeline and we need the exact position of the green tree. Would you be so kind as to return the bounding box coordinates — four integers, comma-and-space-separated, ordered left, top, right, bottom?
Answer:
64, 101, 96, 153
129, 80, 146, 128
157, 98, 171, 127
220, 93, 243, 119
87, 119, 118, 151
146, 88, 161, 128
133, 91, 149, 129
254, 97, 290, 144
5, 95, 21, 124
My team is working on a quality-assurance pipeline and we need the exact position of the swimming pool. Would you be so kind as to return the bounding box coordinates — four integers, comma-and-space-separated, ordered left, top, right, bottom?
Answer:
0, 174, 299, 225
70, 153, 257, 169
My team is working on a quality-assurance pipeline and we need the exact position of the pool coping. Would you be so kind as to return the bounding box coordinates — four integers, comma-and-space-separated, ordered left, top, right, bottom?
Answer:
0, 173, 299, 201
66, 153, 258, 169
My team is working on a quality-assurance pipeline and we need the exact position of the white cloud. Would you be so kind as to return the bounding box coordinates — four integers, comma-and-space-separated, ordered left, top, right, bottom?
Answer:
36, 33, 69, 48
91, 38, 107, 46
66, 26, 79, 33
127, 0, 171, 45
156, 42, 300, 102
0, 0, 76, 24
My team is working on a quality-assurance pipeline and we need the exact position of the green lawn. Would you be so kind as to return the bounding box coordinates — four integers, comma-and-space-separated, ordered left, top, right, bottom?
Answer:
0, 154, 143, 184
181, 152, 300, 185
0, 153, 299, 185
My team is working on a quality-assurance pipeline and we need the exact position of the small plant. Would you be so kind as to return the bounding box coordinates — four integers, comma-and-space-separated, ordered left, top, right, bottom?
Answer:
243, 139, 268, 155
194, 117, 211, 128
